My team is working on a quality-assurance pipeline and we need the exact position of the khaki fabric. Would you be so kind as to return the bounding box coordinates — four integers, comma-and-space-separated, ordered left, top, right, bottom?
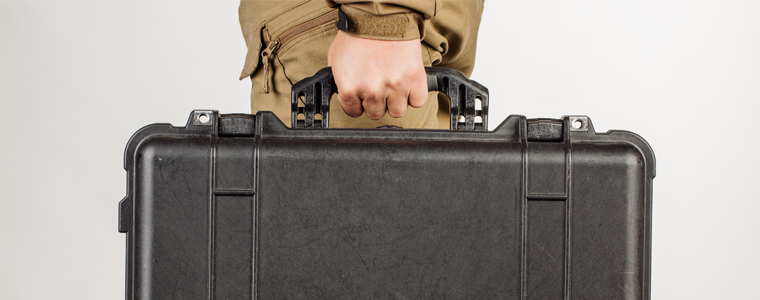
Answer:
238, 0, 484, 129
326, 0, 441, 40
327, 0, 441, 19
336, 6, 426, 41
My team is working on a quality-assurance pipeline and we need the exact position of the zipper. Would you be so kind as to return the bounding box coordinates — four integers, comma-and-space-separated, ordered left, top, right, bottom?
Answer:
260, 40, 279, 93
261, 9, 339, 93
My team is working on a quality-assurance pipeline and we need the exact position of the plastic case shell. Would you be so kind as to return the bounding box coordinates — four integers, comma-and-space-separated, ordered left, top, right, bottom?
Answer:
119, 110, 655, 299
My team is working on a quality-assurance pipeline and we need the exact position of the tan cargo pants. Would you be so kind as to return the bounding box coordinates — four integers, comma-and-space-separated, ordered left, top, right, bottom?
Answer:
239, 0, 484, 129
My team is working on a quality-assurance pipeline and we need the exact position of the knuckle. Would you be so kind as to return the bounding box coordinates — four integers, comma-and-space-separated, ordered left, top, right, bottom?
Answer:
360, 89, 382, 102
387, 96, 408, 118
362, 102, 386, 120
338, 94, 363, 118
387, 77, 403, 91
338, 94, 357, 108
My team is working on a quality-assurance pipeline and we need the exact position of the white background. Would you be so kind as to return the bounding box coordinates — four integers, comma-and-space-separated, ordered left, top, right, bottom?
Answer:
1, 1, 758, 299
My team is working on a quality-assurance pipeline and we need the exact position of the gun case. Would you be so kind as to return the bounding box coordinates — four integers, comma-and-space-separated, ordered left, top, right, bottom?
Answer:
119, 68, 655, 299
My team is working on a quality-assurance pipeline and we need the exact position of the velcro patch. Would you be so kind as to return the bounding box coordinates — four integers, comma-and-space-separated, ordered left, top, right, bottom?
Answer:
344, 12, 408, 39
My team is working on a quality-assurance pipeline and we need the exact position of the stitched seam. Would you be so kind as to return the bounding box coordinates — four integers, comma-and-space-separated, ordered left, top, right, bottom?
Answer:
277, 22, 336, 56
268, 6, 333, 40
267, 0, 310, 23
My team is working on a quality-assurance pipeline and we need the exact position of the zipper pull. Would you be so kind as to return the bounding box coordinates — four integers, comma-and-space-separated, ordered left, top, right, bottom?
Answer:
261, 40, 279, 94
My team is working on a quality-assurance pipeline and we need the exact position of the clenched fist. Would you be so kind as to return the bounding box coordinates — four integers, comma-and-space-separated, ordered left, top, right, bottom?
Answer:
327, 30, 428, 120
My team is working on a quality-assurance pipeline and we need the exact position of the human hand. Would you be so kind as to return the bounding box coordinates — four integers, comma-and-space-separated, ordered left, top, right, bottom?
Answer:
327, 30, 427, 120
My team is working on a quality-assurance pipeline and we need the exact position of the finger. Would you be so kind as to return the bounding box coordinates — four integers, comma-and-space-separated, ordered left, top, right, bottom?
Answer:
338, 90, 364, 118
386, 90, 408, 118
361, 90, 388, 120
408, 85, 427, 109
408, 74, 428, 108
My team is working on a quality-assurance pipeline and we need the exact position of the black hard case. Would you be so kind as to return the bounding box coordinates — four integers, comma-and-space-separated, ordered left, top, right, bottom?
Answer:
119, 71, 654, 300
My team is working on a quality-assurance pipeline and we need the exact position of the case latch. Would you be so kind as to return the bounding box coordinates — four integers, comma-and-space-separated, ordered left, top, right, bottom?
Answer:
527, 118, 563, 142
218, 114, 257, 137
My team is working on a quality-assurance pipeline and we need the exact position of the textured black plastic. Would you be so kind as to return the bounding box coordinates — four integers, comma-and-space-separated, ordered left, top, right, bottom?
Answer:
291, 67, 489, 130
120, 110, 654, 300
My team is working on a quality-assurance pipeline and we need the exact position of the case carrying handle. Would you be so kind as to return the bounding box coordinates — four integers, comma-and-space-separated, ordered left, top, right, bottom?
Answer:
291, 67, 489, 131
